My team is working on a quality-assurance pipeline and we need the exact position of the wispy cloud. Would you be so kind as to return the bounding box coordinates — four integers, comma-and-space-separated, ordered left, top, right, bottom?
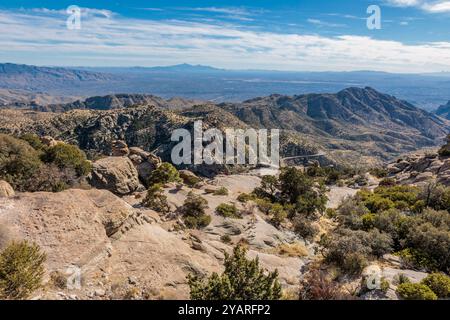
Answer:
385, 0, 450, 13
189, 7, 253, 16
326, 13, 366, 20
176, 6, 262, 22
307, 18, 346, 28
1, 7, 450, 72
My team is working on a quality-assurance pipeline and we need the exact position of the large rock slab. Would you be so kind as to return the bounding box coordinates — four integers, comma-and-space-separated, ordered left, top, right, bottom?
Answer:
0, 189, 133, 270
89, 157, 139, 195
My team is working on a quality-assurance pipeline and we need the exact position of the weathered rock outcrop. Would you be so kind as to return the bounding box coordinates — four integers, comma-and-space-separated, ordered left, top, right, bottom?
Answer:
0, 180, 14, 197
0, 189, 133, 269
387, 151, 450, 186
111, 140, 129, 157
128, 146, 161, 184
89, 157, 140, 195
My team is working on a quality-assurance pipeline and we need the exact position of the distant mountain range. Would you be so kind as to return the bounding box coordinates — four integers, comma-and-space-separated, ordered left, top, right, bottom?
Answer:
1, 63, 450, 110
0, 63, 116, 92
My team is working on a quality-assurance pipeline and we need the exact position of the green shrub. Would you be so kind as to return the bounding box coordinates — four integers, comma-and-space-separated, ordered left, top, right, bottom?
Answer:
364, 195, 395, 213
269, 203, 287, 227
395, 273, 411, 285
420, 184, 450, 212
293, 217, 319, 241
323, 229, 371, 275
42, 143, 91, 176
325, 169, 341, 185
325, 208, 337, 219
213, 187, 229, 196
147, 162, 181, 186
255, 175, 279, 200
380, 277, 390, 293
216, 203, 241, 219
179, 171, 202, 188
279, 167, 327, 216
0, 134, 42, 191
188, 245, 281, 300
341, 252, 368, 276
369, 167, 388, 178
184, 215, 211, 229
142, 183, 170, 214
396, 283, 437, 300
405, 222, 450, 271
421, 273, 450, 298
357, 185, 421, 213
336, 197, 370, 230
237, 193, 255, 203
181, 192, 211, 229
379, 178, 396, 187
220, 234, 232, 244
438, 137, 450, 157
367, 229, 393, 258
279, 167, 314, 204
295, 189, 328, 217
25, 164, 75, 192
438, 148, 450, 157
0, 241, 46, 299
255, 198, 273, 215
361, 213, 376, 230
19, 134, 44, 151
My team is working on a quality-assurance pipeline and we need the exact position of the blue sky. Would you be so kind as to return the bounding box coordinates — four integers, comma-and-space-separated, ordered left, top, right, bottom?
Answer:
0, 0, 449, 72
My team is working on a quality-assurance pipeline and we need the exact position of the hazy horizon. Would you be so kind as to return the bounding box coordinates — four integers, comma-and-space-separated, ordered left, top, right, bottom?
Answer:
1, 1, 450, 73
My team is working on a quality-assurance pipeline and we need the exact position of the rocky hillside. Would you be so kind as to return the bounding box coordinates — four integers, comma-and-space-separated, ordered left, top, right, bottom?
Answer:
0, 104, 324, 173
219, 87, 449, 159
388, 136, 450, 186
0, 87, 447, 167
435, 100, 450, 120
35, 94, 203, 112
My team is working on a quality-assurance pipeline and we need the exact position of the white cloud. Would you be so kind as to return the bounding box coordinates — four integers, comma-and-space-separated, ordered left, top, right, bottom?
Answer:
422, 1, 450, 12
385, 0, 422, 7
385, 0, 450, 12
1, 8, 450, 73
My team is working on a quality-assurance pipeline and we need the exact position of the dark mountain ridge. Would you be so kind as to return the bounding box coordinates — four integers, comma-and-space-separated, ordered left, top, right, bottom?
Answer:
34, 94, 202, 112
435, 101, 450, 120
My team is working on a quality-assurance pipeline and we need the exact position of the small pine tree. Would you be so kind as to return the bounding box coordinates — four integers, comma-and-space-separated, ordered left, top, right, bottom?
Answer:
0, 240, 46, 299
142, 183, 170, 213
42, 143, 91, 176
188, 245, 282, 300
181, 192, 211, 229
215, 203, 241, 219
147, 162, 181, 186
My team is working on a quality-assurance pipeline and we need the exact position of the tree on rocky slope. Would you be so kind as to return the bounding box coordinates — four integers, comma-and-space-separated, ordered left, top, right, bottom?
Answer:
188, 245, 281, 300
0, 240, 46, 299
